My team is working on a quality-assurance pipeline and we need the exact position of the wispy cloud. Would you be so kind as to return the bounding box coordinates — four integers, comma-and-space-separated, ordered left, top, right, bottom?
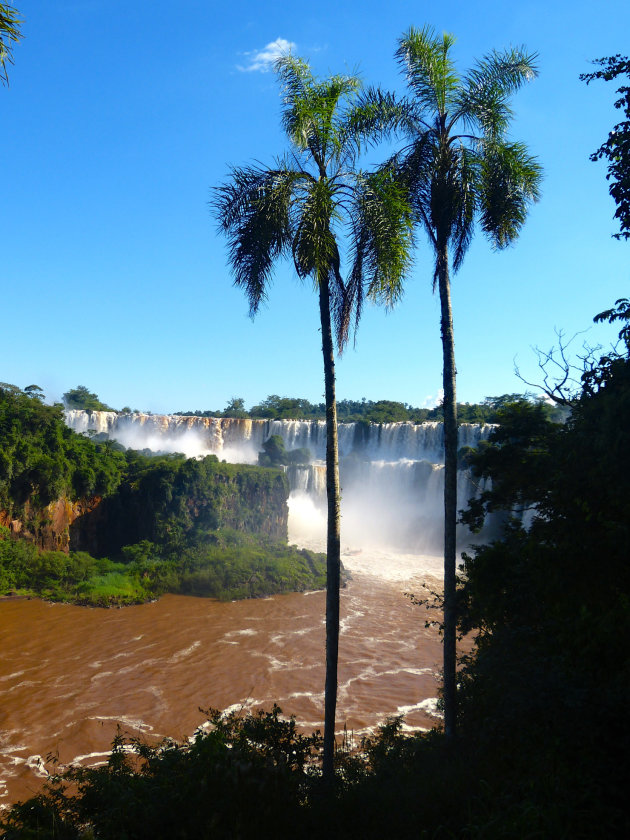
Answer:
422, 389, 444, 409
237, 37, 296, 73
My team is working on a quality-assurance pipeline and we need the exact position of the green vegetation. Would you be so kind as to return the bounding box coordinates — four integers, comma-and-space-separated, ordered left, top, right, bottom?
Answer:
0, 384, 326, 605
0, 525, 325, 605
178, 391, 556, 424
258, 435, 311, 467
62, 385, 114, 411
0, 383, 125, 515
0, 2, 20, 86
0, 527, 151, 605
75, 450, 292, 556
581, 54, 630, 240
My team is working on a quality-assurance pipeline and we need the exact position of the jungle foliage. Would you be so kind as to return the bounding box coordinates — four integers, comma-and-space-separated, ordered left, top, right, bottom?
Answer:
258, 434, 311, 467
0, 384, 125, 515
0, 385, 326, 604
0, 2, 20, 86
0, 525, 325, 606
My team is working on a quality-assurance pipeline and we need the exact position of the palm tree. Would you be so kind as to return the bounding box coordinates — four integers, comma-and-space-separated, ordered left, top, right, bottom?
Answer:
391, 27, 542, 738
212, 55, 412, 781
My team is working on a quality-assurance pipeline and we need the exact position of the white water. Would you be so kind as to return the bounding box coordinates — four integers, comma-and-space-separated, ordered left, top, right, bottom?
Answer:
64, 411, 493, 554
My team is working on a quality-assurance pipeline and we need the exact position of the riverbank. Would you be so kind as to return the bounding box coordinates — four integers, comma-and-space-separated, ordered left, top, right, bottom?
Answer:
0, 528, 327, 607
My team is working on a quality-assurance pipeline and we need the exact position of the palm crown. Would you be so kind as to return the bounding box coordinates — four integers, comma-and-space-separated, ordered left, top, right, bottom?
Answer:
212, 55, 413, 346
391, 26, 542, 280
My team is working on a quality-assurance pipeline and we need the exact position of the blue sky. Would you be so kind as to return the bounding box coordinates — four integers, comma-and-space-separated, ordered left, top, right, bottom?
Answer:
2, 0, 628, 413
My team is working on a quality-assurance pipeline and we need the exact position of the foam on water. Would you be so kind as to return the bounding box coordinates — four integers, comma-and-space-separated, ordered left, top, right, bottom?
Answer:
168, 641, 201, 663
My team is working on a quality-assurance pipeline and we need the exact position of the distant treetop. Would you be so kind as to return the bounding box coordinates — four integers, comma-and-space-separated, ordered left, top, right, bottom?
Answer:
63, 385, 113, 412
176, 393, 558, 424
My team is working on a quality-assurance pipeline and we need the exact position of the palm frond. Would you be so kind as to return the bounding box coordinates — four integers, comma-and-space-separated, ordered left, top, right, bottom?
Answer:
479, 141, 542, 248
211, 162, 303, 314
396, 26, 460, 118
343, 87, 413, 154
347, 169, 414, 319
456, 47, 539, 138
0, 2, 21, 86
215, 54, 416, 354
275, 55, 314, 110
363, 170, 414, 306
387, 136, 437, 243
450, 145, 479, 272
278, 56, 361, 168
291, 178, 340, 282
338, 234, 365, 349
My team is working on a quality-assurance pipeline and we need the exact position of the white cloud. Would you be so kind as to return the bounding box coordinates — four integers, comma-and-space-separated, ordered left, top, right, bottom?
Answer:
237, 37, 296, 73
422, 389, 444, 409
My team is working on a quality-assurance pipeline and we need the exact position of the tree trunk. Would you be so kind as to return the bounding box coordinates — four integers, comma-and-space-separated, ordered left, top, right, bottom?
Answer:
319, 277, 342, 783
436, 242, 458, 739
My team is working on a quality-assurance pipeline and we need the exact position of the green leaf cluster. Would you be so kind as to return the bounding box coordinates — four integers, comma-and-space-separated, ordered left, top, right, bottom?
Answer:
0, 705, 322, 839
0, 2, 20, 86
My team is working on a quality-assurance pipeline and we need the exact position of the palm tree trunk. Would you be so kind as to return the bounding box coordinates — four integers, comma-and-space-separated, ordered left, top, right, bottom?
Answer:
437, 242, 458, 739
319, 276, 342, 783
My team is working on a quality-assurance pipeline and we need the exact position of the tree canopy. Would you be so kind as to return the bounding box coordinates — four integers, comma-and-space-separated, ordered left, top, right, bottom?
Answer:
63, 385, 113, 412
581, 55, 630, 240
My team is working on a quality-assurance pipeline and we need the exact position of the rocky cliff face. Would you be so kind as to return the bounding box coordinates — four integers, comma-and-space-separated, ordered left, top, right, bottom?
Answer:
1, 461, 289, 558
68, 459, 290, 558
1, 497, 102, 551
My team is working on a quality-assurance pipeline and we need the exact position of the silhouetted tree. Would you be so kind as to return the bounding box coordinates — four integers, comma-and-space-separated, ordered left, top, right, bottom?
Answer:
213, 55, 412, 780
581, 55, 630, 240
391, 26, 541, 736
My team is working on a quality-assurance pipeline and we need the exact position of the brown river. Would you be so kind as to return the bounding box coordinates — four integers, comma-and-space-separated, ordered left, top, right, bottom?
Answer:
0, 541, 446, 809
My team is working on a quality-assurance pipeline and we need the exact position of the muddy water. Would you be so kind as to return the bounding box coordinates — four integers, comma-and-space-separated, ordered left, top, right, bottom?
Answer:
0, 549, 444, 809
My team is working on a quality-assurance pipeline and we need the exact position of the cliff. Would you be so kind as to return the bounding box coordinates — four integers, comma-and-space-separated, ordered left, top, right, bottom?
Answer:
69, 455, 290, 558
1, 497, 102, 551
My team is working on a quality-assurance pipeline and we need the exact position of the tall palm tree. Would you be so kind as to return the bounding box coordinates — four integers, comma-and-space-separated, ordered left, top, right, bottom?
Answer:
391, 27, 542, 738
212, 55, 412, 780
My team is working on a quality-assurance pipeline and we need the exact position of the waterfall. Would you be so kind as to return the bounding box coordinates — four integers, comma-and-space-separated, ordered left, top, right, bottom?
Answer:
64, 411, 493, 554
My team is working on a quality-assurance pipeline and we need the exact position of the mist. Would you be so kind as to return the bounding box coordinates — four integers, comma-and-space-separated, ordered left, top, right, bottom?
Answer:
64, 410, 491, 556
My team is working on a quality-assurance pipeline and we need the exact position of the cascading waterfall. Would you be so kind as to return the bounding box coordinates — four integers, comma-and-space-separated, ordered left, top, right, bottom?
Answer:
64, 410, 493, 554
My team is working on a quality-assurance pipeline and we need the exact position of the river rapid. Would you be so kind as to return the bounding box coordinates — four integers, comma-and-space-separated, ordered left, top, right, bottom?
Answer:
0, 534, 445, 809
